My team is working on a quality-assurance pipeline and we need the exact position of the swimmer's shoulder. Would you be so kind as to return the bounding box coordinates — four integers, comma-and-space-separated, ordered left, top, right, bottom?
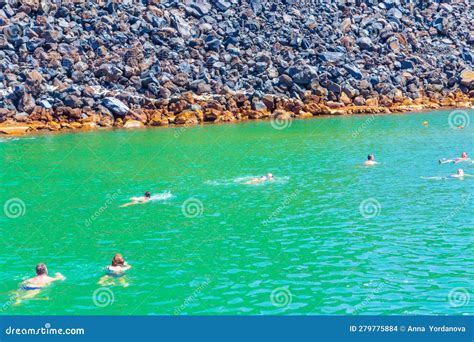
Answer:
106, 265, 131, 272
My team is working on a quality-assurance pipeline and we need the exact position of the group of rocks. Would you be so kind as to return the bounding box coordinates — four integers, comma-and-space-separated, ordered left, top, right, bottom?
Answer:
0, 0, 473, 133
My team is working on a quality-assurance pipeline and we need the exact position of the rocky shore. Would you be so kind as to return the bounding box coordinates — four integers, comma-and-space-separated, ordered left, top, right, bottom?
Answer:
0, 0, 473, 135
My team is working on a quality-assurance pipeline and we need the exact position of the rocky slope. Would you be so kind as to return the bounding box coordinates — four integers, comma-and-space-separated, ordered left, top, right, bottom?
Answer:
0, 0, 473, 134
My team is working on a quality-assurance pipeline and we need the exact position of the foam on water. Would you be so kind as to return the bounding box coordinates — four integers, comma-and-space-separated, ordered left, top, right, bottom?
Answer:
128, 191, 174, 202
205, 176, 289, 186
149, 191, 174, 201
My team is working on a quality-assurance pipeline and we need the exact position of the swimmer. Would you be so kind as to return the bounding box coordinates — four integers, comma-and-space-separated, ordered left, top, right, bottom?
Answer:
244, 173, 274, 184
422, 169, 473, 180
22, 263, 65, 290
450, 169, 474, 178
439, 152, 471, 164
364, 154, 378, 166
120, 191, 152, 207
98, 254, 131, 287
106, 253, 131, 274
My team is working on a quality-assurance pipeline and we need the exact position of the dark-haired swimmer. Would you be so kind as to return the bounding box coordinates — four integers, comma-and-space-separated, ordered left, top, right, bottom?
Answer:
364, 154, 378, 166
22, 263, 65, 290
120, 191, 152, 207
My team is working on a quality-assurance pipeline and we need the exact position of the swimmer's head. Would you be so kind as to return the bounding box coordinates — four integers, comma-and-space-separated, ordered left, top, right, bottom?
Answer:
461, 152, 468, 158
112, 254, 125, 267
267, 173, 273, 179
368, 154, 374, 161
36, 263, 47, 276
144, 192, 151, 198
457, 169, 464, 176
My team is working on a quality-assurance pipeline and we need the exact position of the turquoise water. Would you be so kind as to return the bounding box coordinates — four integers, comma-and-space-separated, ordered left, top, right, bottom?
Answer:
0, 110, 473, 315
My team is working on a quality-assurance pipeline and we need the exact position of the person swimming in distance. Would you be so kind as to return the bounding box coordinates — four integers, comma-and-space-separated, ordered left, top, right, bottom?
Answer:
99, 254, 131, 287
120, 191, 152, 207
450, 169, 471, 178
439, 152, 471, 164
106, 254, 132, 274
364, 154, 377, 166
422, 168, 473, 180
244, 173, 274, 184
22, 263, 65, 290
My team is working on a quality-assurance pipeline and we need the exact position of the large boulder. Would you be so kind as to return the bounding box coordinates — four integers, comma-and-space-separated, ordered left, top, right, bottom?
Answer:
460, 69, 474, 88
102, 98, 130, 117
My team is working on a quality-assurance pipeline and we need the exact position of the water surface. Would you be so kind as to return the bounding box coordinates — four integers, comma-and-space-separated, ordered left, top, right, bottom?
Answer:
1, 110, 473, 315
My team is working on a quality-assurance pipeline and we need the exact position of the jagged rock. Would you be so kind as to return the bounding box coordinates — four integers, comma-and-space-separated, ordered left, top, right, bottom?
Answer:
102, 98, 130, 117
20, 93, 36, 114
191, 1, 212, 16
252, 100, 267, 111
357, 37, 373, 51
344, 65, 363, 80
279, 74, 293, 88
460, 69, 473, 88
401, 60, 415, 70
319, 52, 344, 63
175, 110, 199, 125
353, 96, 365, 106
124, 120, 145, 129
37, 100, 52, 109
213, 0, 231, 11
172, 13, 191, 38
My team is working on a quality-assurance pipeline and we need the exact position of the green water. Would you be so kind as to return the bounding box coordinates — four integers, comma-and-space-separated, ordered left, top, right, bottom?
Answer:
1, 110, 473, 315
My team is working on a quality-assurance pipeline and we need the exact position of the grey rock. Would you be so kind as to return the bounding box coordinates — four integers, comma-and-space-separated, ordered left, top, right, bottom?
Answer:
357, 37, 373, 51
14, 112, 29, 121
37, 99, 52, 109
102, 97, 130, 117
252, 100, 267, 111
20, 93, 36, 114
319, 52, 344, 63
344, 65, 363, 80
213, 0, 231, 11
279, 74, 293, 88
401, 60, 415, 70
172, 13, 191, 38
191, 1, 212, 16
